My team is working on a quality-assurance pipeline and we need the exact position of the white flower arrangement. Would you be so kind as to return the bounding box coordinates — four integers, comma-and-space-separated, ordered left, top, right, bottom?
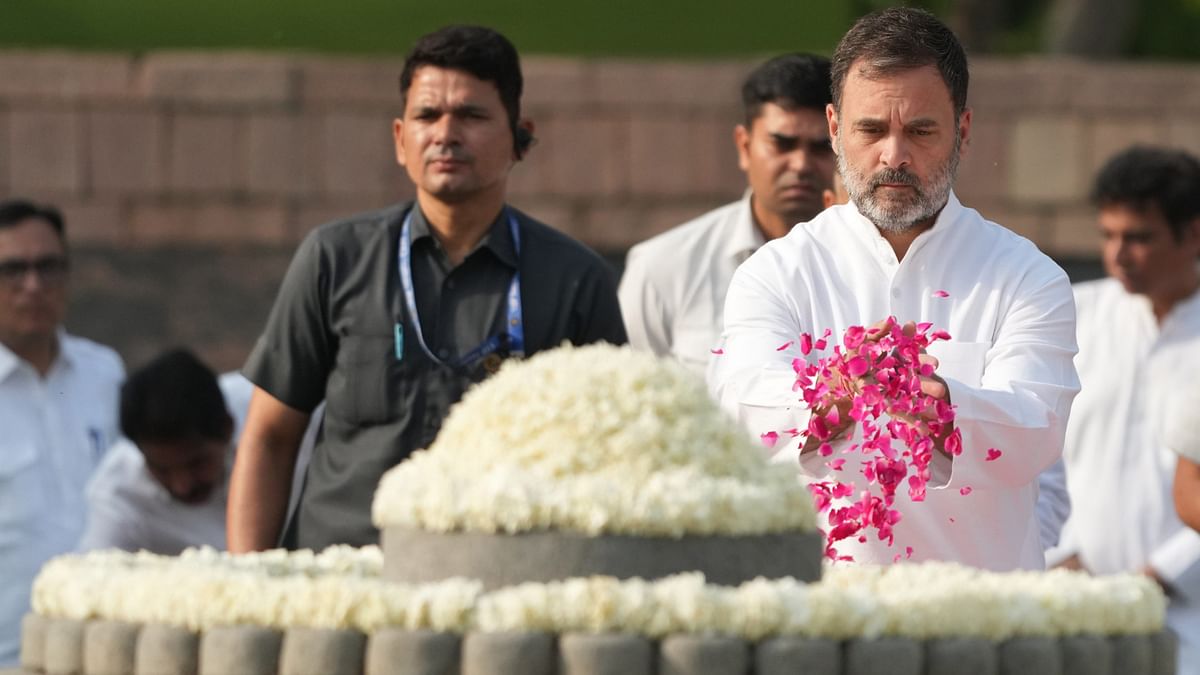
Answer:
33, 550, 1165, 640
372, 343, 816, 537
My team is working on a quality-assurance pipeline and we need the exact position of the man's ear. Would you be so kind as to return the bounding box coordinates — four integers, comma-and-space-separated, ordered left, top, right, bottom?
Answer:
393, 118, 406, 167
514, 119, 536, 160
734, 124, 751, 173
826, 103, 840, 155
957, 107, 973, 158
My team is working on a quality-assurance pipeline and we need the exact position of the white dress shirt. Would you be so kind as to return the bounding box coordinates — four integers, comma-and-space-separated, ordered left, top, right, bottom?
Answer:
0, 334, 123, 666
619, 193, 763, 374
709, 193, 1079, 571
78, 373, 320, 555
1048, 278, 1200, 672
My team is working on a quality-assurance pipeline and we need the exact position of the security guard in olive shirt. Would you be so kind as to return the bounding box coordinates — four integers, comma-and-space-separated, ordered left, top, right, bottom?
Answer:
228, 25, 626, 552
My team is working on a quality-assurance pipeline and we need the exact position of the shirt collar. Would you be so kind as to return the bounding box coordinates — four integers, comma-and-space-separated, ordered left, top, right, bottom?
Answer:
409, 205, 518, 269
0, 328, 69, 381
844, 190, 964, 255
730, 190, 766, 261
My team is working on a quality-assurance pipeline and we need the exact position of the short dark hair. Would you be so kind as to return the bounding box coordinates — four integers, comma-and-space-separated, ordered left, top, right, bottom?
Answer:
831, 7, 969, 119
120, 349, 232, 444
1091, 145, 1200, 240
0, 198, 65, 239
399, 25, 532, 156
741, 53, 832, 126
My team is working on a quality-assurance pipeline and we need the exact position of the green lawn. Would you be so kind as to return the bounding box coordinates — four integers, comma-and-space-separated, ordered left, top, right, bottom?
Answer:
1, 0, 854, 57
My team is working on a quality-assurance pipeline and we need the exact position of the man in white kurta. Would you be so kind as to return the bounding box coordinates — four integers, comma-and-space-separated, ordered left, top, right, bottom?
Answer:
0, 200, 124, 667
1047, 145, 1200, 672
710, 7, 1079, 572
711, 192, 1078, 570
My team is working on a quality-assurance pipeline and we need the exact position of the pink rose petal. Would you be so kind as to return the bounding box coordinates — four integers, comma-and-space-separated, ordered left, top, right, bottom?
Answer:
711, 348, 724, 355
932, 290, 950, 298
959, 486, 972, 496
776, 341, 793, 352
799, 334, 813, 355
760, 431, 779, 448
986, 448, 1002, 461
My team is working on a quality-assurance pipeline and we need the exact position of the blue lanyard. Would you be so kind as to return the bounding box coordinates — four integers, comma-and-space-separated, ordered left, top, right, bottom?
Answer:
397, 208, 524, 370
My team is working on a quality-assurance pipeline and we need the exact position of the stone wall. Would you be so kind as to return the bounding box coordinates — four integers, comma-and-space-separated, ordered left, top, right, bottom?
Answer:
2, 51, 1199, 370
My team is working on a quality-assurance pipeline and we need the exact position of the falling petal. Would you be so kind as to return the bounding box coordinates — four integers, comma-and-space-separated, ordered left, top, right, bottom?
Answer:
847, 356, 870, 377
818, 442, 834, 457
760, 431, 779, 448
986, 448, 1002, 462
949, 517, 956, 523
932, 290, 950, 298
711, 348, 724, 355
959, 486, 972, 496
905, 546, 914, 559
776, 341, 793, 352
799, 334, 813, 355
828, 458, 846, 471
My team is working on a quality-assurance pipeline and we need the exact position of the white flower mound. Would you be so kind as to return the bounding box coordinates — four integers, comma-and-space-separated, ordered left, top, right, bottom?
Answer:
372, 343, 815, 537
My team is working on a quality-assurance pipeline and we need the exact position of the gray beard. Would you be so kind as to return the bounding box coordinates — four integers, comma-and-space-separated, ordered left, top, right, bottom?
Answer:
837, 133, 961, 233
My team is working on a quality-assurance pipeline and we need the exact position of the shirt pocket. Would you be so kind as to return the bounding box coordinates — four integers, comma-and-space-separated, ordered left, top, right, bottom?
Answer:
0, 441, 43, 541
327, 334, 404, 427
926, 340, 989, 388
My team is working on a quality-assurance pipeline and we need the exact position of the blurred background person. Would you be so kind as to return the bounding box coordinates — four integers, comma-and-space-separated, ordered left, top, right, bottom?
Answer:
0, 199, 124, 667
1048, 145, 1200, 672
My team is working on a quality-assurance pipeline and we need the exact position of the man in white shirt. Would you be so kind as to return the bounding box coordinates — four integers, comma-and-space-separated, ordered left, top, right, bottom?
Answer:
619, 53, 835, 373
1047, 145, 1200, 672
1165, 377, 1200, 533
79, 349, 317, 555
0, 199, 124, 667
709, 8, 1079, 571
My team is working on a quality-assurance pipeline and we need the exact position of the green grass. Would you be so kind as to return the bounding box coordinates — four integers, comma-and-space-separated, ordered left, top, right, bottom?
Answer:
1, 0, 855, 57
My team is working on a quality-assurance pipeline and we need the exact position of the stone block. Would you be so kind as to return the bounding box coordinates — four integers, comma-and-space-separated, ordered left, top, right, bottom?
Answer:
88, 108, 165, 194
505, 198, 579, 242
1150, 629, 1177, 675
755, 636, 840, 675
926, 637, 998, 675
1046, 207, 1100, 258
844, 637, 923, 675
0, 108, 9, 192
1167, 117, 1200, 159
558, 633, 653, 675
956, 116, 1012, 204
43, 618, 85, 675
1070, 64, 1200, 114
524, 113, 628, 198
0, 52, 133, 100
658, 635, 748, 675
462, 632, 556, 675
19, 614, 47, 671
279, 627, 366, 675
1009, 115, 1087, 204
523, 58, 596, 110
139, 53, 298, 106
1086, 118, 1165, 177
318, 110, 404, 197
627, 115, 699, 198
970, 58, 1082, 113
58, 198, 127, 246
135, 624, 199, 675
998, 636, 1062, 675
200, 625, 283, 675
366, 628, 460, 675
594, 60, 750, 110
299, 56, 407, 107
130, 200, 290, 246
1110, 634, 1152, 675
9, 108, 83, 194
243, 112, 310, 196
167, 113, 239, 194
83, 620, 140, 675
1060, 634, 1112, 675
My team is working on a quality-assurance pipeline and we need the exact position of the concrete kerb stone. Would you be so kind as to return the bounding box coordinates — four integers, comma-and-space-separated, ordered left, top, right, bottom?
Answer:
278, 628, 366, 675
135, 624, 200, 675
462, 632, 556, 675
658, 635, 748, 675
365, 629, 461, 675
558, 633, 653, 675
83, 620, 141, 675
199, 625, 283, 675
43, 618, 85, 675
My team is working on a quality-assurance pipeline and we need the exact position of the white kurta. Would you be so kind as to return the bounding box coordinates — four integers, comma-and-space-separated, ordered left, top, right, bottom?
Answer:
619, 193, 762, 374
1049, 278, 1200, 672
709, 193, 1079, 571
0, 334, 123, 667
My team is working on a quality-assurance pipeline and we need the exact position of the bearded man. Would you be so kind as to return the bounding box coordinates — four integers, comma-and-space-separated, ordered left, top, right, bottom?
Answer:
708, 7, 1080, 571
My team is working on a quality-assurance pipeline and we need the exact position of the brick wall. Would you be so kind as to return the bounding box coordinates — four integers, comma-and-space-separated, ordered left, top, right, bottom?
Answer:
2, 51, 1199, 370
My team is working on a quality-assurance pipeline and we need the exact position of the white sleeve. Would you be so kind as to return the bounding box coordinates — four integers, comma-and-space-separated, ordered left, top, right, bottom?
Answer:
618, 245, 674, 356
1035, 458, 1070, 549
935, 273, 1081, 491
1163, 381, 1200, 463
1150, 527, 1200, 605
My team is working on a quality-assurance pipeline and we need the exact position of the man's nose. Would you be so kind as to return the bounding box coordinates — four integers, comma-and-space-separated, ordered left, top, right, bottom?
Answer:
879, 133, 912, 169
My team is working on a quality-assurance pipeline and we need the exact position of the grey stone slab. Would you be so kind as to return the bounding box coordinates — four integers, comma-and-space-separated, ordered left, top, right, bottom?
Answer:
1150, 629, 1178, 675
755, 636, 840, 675
44, 618, 85, 675
279, 628, 366, 675
658, 635, 749, 675
558, 633, 653, 675
135, 624, 199, 675
1110, 634, 1152, 675
19, 614, 47, 671
462, 632, 555, 675
199, 626, 283, 675
926, 637, 998, 675
999, 637, 1062, 675
84, 621, 140, 675
366, 629, 461, 675
1061, 635, 1112, 675
382, 527, 822, 590
844, 637, 922, 675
